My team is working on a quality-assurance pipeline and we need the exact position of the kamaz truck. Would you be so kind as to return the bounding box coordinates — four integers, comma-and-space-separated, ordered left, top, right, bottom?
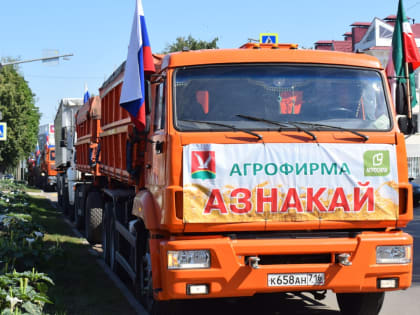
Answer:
36, 123, 56, 190
54, 98, 83, 217
72, 44, 412, 315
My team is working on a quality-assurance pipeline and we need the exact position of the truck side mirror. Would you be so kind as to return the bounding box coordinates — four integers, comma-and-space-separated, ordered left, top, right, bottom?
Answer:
61, 127, 67, 141
398, 115, 417, 134
398, 116, 409, 134
146, 80, 152, 115
395, 82, 408, 115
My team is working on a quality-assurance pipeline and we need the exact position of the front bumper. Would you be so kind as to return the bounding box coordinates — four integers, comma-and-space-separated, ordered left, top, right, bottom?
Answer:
156, 231, 412, 300
47, 176, 56, 185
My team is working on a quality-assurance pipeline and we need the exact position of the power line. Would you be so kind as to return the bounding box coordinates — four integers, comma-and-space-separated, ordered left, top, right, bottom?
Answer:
408, 1, 420, 10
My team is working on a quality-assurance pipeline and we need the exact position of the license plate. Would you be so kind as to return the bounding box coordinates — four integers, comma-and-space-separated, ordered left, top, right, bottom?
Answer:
267, 273, 325, 287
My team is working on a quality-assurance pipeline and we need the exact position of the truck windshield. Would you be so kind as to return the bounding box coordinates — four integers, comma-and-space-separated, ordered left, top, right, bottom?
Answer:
174, 65, 391, 131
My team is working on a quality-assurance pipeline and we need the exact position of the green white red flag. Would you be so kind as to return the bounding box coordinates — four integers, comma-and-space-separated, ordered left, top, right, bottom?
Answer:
387, 0, 420, 107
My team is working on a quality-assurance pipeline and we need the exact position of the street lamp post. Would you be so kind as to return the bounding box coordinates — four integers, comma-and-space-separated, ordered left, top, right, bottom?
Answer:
0, 53, 73, 69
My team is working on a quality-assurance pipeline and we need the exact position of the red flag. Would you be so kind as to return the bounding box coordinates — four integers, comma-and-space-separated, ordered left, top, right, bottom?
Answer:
402, 20, 420, 70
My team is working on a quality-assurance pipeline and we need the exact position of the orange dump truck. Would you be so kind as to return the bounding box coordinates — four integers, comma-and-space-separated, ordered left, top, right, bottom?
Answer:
39, 145, 57, 191
74, 44, 413, 315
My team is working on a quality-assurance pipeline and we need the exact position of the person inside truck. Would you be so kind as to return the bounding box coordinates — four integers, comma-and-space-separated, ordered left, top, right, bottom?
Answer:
359, 81, 390, 129
178, 82, 209, 121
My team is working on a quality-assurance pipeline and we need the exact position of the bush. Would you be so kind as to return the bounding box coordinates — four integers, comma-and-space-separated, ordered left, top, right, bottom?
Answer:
0, 269, 54, 314
0, 180, 56, 314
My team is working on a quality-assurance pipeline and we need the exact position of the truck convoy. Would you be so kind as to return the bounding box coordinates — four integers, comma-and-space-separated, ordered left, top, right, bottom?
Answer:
56, 43, 413, 315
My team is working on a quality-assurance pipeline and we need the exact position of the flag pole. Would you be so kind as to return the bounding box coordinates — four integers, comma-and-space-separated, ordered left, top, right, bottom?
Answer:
404, 62, 413, 119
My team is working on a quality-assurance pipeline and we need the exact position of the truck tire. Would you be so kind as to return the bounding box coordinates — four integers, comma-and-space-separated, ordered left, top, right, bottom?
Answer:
74, 186, 84, 229
68, 190, 75, 222
57, 175, 63, 209
102, 202, 112, 265
336, 292, 384, 315
63, 185, 70, 216
135, 226, 174, 315
42, 176, 48, 192
85, 191, 103, 244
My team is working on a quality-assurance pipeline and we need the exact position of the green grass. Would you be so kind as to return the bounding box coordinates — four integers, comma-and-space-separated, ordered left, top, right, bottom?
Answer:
26, 193, 137, 315
24, 186, 43, 193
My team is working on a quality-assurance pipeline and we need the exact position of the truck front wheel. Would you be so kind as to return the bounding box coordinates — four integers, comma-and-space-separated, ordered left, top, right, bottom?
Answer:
336, 292, 384, 315
85, 191, 103, 244
136, 227, 173, 315
63, 185, 70, 216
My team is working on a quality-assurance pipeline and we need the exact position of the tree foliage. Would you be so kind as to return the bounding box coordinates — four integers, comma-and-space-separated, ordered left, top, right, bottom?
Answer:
163, 35, 219, 53
0, 65, 40, 172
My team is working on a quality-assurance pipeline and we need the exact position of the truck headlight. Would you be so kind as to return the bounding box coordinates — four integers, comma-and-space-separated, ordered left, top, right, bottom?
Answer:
376, 245, 411, 264
167, 250, 210, 269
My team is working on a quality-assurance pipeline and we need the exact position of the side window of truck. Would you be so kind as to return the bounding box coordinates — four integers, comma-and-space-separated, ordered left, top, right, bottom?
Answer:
153, 83, 166, 131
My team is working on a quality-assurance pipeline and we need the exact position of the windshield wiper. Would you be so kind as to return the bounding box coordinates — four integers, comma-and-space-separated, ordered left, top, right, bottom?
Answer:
179, 119, 263, 140
294, 121, 369, 141
237, 114, 317, 140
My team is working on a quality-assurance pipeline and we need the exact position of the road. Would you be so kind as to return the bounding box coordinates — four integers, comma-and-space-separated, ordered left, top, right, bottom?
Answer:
40, 191, 419, 315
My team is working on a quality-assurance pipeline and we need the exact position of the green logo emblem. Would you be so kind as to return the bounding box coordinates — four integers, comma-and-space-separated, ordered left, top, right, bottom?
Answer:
364, 150, 390, 176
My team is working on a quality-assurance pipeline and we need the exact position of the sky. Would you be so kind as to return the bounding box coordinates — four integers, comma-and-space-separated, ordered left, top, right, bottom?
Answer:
1, 0, 420, 125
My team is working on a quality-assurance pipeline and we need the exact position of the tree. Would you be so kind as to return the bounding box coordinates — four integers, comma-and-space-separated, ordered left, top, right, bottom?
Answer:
0, 64, 40, 173
163, 35, 219, 53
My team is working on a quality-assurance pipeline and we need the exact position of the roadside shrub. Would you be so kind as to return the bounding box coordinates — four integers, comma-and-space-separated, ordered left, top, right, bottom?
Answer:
0, 269, 54, 315
0, 180, 56, 314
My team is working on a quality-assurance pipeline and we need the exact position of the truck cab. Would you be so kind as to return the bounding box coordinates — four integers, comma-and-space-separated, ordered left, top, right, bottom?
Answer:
133, 45, 413, 313
39, 145, 57, 191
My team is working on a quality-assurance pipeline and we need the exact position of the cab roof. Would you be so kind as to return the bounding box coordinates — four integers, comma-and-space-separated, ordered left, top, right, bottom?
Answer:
162, 47, 383, 70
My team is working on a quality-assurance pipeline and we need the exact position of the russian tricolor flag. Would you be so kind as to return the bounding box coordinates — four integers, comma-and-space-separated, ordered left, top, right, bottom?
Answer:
120, 0, 155, 131
35, 142, 40, 156
84, 83, 90, 104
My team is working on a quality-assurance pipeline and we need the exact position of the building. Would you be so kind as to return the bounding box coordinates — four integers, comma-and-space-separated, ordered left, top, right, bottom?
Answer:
315, 15, 420, 178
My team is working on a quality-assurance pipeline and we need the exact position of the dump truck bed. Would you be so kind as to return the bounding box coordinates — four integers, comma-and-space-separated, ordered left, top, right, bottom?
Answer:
75, 96, 102, 175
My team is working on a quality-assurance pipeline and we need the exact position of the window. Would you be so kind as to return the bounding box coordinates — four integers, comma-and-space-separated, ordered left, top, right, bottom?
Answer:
366, 28, 376, 42
174, 65, 391, 131
379, 26, 393, 39
153, 83, 166, 131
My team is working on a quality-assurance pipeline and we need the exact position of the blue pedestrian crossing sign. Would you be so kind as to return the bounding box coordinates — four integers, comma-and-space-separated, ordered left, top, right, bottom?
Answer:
260, 33, 278, 44
0, 122, 7, 141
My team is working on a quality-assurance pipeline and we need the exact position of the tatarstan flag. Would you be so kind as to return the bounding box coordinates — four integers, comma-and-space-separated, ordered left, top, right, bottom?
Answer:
390, 0, 420, 107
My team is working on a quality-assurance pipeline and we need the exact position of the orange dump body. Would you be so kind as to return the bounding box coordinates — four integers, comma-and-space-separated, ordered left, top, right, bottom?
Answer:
75, 96, 102, 175
98, 56, 162, 186
99, 68, 137, 185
